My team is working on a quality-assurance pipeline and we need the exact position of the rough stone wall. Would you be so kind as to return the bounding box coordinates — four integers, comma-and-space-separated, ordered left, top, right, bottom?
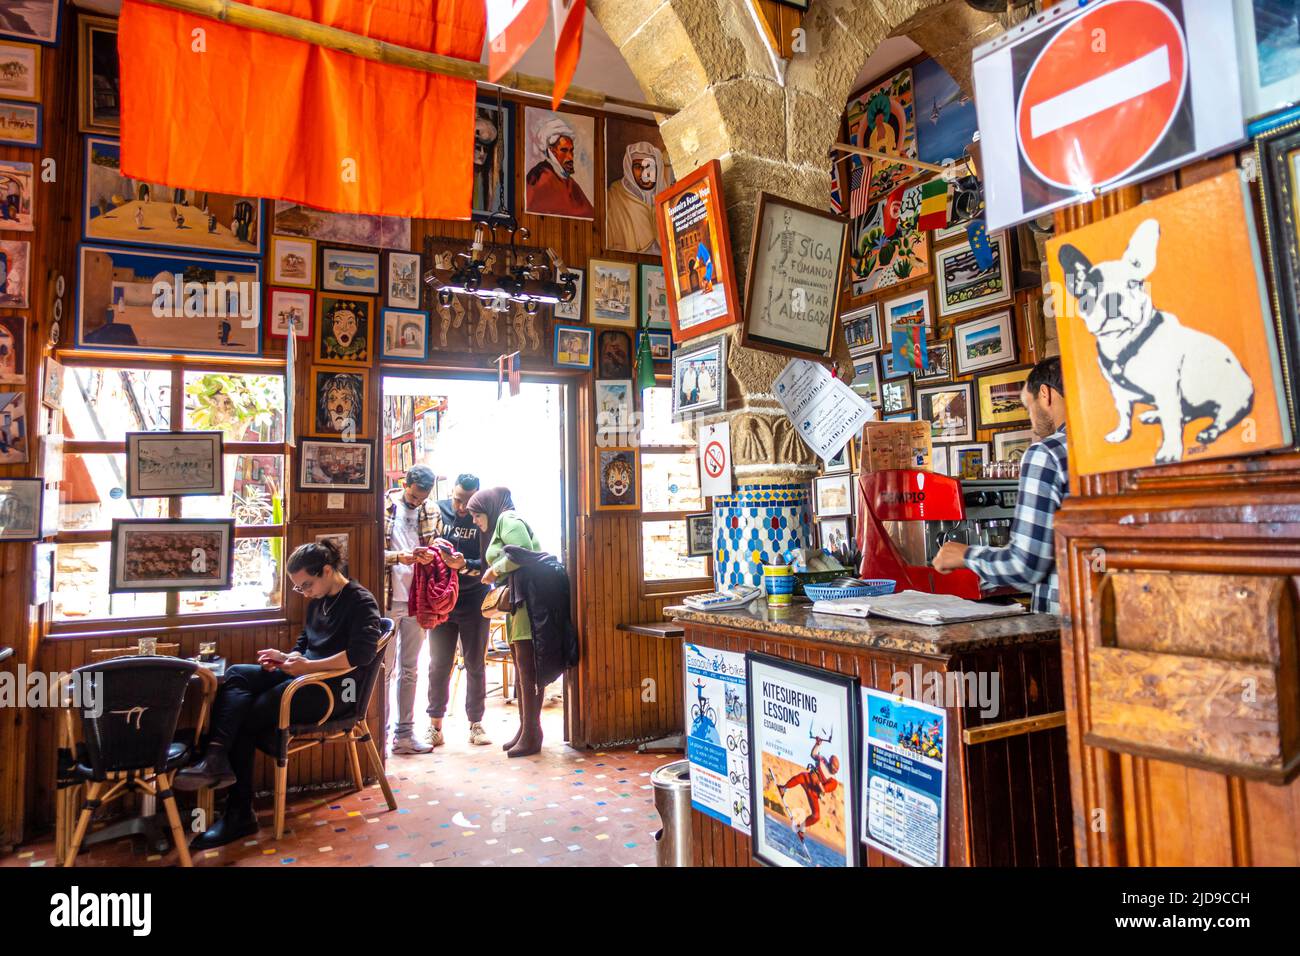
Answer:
589, 0, 1002, 481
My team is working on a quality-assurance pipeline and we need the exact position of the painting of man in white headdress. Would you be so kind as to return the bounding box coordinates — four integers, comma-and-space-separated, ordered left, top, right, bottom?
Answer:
604, 118, 675, 255
523, 107, 596, 220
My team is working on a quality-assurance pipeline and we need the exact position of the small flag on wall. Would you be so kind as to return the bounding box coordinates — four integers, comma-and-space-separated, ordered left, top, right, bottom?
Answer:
967, 220, 994, 270
497, 351, 522, 399
917, 179, 949, 231
891, 322, 928, 374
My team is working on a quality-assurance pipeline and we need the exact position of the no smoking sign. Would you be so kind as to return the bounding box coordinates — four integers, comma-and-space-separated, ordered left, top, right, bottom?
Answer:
699, 422, 732, 498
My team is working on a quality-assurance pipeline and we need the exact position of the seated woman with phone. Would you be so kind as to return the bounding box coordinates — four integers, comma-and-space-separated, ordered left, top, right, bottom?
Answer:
175, 539, 382, 849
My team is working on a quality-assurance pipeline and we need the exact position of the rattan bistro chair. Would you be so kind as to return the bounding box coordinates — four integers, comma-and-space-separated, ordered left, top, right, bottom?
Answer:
60, 657, 218, 867
262, 618, 397, 839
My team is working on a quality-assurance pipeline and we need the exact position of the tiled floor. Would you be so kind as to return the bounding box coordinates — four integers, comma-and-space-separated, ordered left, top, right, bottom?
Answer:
4, 690, 676, 868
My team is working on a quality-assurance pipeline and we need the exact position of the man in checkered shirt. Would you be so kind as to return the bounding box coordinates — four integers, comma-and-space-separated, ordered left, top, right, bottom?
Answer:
932, 357, 1069, 614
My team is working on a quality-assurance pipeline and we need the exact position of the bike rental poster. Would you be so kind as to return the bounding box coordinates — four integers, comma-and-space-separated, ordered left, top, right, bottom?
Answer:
684, 643, 750, 835
861, 687, 948, 867
745, 653, 861, 868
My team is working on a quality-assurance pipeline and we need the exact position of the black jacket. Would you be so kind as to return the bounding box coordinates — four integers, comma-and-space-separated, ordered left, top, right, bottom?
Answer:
504, 545, 580, 686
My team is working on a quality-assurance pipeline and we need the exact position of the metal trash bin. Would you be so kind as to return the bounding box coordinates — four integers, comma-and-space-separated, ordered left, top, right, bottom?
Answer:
652, 759, 693, 867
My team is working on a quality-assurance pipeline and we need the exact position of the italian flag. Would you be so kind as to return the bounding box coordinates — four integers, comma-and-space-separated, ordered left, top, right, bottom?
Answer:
917, 179, 949, 231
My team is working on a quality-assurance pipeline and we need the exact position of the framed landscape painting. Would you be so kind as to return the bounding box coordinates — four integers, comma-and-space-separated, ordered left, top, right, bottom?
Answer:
952, 310, 1017, 375
0, 42, 40, 102
380, 308, 428, 362
0, 100, 39, 148
974, 365, 1032, 431
76, 245, 261, 356
0, 159, 33, 230
916, 381, 974, 443
270, 235, 315, 288
83, 137, 263, 256
0, 2, 62, 44
125, 431, 224, 498
935, 233, 1012, 318
321, 247, 381, 296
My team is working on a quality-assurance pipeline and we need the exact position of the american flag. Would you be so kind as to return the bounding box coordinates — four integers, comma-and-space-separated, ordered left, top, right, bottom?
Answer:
848, 161, 870, 219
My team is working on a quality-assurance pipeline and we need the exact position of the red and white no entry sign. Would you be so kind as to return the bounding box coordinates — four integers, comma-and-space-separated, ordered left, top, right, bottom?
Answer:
704, 441, 726, 479
1016, 0, 1188, 191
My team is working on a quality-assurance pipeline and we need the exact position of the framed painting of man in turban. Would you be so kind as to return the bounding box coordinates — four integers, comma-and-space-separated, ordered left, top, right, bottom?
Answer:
604, 117, 675, 255
523, 107, 596, 221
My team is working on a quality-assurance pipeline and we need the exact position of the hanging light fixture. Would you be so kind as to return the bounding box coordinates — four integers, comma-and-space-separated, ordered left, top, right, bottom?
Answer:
423, 219, 577, 309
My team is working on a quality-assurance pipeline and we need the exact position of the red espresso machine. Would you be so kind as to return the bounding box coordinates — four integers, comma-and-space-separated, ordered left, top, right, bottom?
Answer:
855, 468, 984, 599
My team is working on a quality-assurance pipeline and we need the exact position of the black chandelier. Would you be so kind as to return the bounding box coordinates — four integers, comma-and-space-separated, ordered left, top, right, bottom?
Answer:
424, 218, 578, 316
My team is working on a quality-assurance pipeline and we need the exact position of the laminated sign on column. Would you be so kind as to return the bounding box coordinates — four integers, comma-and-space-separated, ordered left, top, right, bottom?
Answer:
773, 358, 874, 464
973, 0, 1244, 233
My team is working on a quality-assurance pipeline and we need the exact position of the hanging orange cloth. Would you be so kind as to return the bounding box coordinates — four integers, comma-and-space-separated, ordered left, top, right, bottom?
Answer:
117, 0, 486, 220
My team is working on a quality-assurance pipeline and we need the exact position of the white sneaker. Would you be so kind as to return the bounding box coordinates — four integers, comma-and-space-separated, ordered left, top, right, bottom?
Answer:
424, 727, 445, 748
468, 722, 492, 746
391, 735, 432, 755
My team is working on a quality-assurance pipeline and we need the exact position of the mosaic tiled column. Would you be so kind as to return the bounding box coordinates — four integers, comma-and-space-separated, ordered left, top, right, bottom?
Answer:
713, 482, 811, 590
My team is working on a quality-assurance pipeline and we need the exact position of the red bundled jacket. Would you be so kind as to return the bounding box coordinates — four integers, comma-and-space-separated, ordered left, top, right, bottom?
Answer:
409, 551, 460, 629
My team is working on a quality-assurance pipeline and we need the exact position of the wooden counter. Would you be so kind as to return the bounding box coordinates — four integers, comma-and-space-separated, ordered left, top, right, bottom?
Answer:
667, 603, 1074, 867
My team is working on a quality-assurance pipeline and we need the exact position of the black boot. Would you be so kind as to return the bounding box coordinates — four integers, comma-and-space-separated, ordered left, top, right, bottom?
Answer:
189, 798, 258, 851
174, 746, 236, 791
508, 641, 543, 759
502, 644, 523, 752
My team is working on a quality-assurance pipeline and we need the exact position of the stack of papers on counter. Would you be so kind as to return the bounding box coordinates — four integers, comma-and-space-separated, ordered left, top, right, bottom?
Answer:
812, 590, 1027, 626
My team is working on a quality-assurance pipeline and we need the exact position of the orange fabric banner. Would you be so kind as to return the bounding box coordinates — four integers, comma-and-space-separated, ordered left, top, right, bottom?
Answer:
118, 0, 486, 221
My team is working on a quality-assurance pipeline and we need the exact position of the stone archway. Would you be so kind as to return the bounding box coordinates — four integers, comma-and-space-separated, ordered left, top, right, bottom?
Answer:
589, 0, 1005, 481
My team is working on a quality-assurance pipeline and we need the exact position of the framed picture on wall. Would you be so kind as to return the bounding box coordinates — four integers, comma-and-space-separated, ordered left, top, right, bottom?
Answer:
746, 652, 861, 868
914, 339, 952, 384
686, 513, 714, 557
0, 478, 42, 541
588, 259, 636, 327
935, 233, 1012, 317
818, 515, 851, 553
951, 310, 1017, 375
125, 431, 224, 498
948, 441, 991, 479
82, 137, 263, 257
270, 236, 316, 288
993, 427, 1035, 463
0, 391, 29, 464
380, 308, 429, 362
42, 356, 64, 408
385, 251, 421, 309
312, 530, 352, 574
916, 381, 974, 443
974, 364, 1032, 430
0, 42, 41, 102
298, 438, 374, 492
813, 473, 853, 517
309, 366, 370, 437
929, 445, 951, 476
882, 289, 933, 343
640, 263, 670, 331
320, 247, 381, 296
880, 376, 914, 416
267, 288, 312, 339
76, 245, 261, 356
595, 446, 639, 511
655, 159, 742, 343
1259, 122, 1300, 418
0, 1, 62, 44
1235, 0, 1300, 122
851, 353, 881, 407
553, 324, 593, 369
554, 267, 584, 322
0, 239, 30, 308
0, 313, 25, 384
638, 330, 672, 363
595, 379, 634, 434
108, 518, 235, 593
315, 294, 374, 366
0, 100, 40, 148
671, 335, 727, 422
741, 192, 848, 360
472, 95, 514, 220
0, 159, 33, 230
77, 14, 118, 135
596, 329, 633, 378
842, 303, 881, 354
522, 107, 596, 220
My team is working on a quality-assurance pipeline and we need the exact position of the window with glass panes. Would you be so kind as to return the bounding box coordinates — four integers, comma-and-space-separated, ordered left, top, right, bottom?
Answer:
638, 384, 711, 592
51, 361, 287, 627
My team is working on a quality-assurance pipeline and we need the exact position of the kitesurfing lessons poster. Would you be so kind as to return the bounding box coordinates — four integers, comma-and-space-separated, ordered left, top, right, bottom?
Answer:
746, 653, 860, 868
861, 687, 948, 867
684, 643, 751, 835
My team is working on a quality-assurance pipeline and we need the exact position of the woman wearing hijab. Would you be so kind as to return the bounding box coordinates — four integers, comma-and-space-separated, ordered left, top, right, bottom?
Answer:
468, 486, 544, 757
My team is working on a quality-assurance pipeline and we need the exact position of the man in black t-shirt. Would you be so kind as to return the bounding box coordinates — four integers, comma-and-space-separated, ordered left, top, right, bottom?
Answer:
426, 472, 494, 747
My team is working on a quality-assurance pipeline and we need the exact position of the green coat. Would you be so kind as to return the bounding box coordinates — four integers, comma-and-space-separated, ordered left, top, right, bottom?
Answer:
485, 511, 540, 642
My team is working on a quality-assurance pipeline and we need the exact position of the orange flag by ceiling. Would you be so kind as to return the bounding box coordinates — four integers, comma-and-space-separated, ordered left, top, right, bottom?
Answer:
117, 0, 486, 221
550, 0, 585, 109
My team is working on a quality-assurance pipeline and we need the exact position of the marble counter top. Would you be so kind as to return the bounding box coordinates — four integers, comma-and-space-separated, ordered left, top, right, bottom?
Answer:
665, 602, 1062, 657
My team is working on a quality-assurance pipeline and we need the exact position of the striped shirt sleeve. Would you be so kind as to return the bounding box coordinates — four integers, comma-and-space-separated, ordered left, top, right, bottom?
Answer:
964, 436, 1065, 593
